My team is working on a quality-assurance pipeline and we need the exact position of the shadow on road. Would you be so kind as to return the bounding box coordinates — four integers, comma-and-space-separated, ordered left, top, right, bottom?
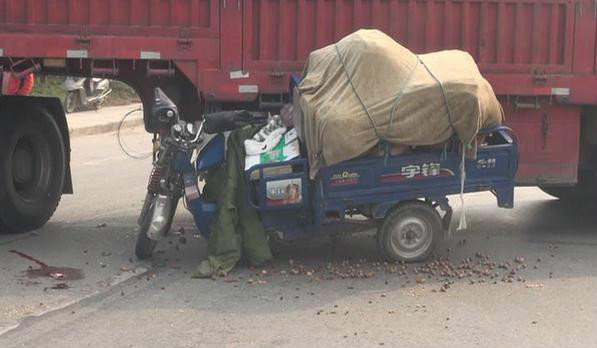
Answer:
2, 195, 596, 319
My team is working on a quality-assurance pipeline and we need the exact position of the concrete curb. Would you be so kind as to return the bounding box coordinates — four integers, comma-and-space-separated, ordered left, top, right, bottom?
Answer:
68, 117, 144, 137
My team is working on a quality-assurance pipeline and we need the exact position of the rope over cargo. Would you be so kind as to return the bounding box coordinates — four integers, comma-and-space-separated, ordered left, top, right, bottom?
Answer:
333, 44, 422, 143
297, 29, 503, 179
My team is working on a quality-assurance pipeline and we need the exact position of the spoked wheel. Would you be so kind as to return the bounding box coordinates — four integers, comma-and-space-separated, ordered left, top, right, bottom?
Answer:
64, 91, 78, 113
377, 201, 442, 262
135, 194, 178, 260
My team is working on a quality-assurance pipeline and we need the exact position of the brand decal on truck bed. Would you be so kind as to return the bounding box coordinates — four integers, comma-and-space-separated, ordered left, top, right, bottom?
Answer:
381, 162, 454, 183
330, 171, 361, 186
476, 158, 497, 169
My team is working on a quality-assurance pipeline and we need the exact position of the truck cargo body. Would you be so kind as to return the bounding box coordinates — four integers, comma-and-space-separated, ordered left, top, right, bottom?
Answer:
1, 0, 596, 231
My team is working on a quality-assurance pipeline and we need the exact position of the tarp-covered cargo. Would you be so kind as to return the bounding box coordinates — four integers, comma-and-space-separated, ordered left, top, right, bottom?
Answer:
295, 29, 504, 178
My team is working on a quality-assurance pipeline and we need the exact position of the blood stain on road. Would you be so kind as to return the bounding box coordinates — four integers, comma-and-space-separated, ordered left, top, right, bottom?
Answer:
9, 250, 84, 281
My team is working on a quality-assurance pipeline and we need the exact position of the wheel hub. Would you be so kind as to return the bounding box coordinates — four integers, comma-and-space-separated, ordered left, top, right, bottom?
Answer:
12, 145, 34, 184
390, 216, 432, 258
8, 132, 51, 201
397, 221, 425, 248
402, 226, 421, 246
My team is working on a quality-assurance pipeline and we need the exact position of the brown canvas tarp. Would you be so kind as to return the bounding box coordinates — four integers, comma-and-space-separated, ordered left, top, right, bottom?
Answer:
295, 29, 504, 178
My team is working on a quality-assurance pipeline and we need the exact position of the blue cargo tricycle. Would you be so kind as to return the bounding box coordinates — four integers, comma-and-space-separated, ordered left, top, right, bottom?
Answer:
135, 88, 518, 262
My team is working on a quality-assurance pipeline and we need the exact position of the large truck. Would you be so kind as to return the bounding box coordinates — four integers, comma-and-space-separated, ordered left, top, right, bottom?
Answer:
1, 0, 596, 232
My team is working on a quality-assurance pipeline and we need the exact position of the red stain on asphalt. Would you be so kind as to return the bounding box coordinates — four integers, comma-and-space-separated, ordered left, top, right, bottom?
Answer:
9, 250, 84, 281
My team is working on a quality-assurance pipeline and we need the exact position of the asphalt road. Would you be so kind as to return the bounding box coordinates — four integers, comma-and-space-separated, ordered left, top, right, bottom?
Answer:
1, 126, 596, 348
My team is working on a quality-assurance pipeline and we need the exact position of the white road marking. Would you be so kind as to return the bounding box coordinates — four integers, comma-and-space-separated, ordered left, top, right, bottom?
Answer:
0, 267, 148, 337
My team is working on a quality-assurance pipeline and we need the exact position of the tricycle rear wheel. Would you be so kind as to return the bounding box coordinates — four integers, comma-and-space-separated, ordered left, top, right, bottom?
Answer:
377, 201, 442, 262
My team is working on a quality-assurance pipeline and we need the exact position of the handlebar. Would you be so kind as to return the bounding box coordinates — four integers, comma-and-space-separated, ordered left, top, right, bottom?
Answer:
165, 109, 266, 151
203, 110, 266, 134
169, 120, 204, 150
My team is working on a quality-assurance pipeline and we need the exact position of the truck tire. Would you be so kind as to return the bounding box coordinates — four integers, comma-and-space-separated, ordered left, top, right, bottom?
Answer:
538, 186, 578, 201
0, 107, 66, 233
539, 170, 597, 204
377, 201, 442, 262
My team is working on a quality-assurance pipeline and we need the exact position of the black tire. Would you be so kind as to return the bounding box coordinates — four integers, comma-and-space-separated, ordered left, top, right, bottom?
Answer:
539, 170, 597, 204
538, 186, 578, 201
64, 91, 78, 113
135, 195, 178, 259
0, 108, 66, 233
377, 201, 442, 262
135, 211, 158, 260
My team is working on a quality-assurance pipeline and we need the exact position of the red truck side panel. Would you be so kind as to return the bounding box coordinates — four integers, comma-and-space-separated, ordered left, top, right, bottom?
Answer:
237, 0, 597, 106
2, 1, 594, 100
503, 103, 580, 185
244, 0, 576, 74
0, 0, 221, 84
240, 0, 586, 185
1, 0, 217, 35
1, 0, 595, 185
573, 0, 597, 74
1, 0, 594, 100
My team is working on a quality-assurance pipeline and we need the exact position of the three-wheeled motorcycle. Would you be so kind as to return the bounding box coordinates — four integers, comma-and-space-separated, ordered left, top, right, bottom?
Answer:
135, 87, 517, 262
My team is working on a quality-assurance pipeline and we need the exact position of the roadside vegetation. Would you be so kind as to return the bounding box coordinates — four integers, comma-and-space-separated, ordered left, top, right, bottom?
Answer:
31, 75, 140, 106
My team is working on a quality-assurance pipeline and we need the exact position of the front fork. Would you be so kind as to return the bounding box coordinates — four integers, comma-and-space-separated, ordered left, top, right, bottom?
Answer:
139, 141, 185, 241
138, 192, 154, 226
145, 194, 174, 240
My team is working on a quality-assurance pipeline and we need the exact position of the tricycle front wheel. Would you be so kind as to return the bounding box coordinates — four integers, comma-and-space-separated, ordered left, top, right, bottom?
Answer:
377, 201, 442, 262
135, 195, 159, 260
135, 194, 178, 260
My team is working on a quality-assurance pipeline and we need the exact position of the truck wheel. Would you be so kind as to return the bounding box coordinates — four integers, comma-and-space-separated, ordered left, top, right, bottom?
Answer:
377, 201, 442, 262
539, 170, 597, 204
538, 186, 578, 201
0, 108, 66, 233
